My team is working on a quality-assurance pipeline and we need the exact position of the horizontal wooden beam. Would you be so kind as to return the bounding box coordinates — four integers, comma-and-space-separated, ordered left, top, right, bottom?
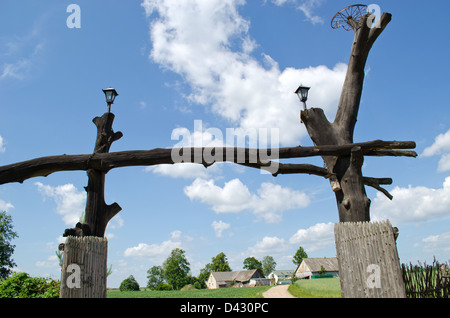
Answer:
0, 139, 416, 185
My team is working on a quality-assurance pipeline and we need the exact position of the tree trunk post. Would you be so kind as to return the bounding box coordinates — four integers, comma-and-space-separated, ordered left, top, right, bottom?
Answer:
60, 112, 122, 298
301, 12, 392, 223
59, 236, 108, 298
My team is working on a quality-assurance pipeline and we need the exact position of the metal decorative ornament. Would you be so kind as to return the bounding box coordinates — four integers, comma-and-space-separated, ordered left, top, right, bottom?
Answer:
331, 4, 368, 31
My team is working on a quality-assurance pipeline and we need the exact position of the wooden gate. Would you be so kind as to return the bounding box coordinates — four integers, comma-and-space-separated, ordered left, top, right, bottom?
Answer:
334, 220, 406, 298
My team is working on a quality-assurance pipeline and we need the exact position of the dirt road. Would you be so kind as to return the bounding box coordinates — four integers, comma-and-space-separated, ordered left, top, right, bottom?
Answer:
262, 284, 296, 298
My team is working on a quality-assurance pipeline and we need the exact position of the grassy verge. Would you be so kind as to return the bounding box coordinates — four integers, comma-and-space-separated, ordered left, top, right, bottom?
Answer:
288, 278, 342, 298
107, 286, 271, 298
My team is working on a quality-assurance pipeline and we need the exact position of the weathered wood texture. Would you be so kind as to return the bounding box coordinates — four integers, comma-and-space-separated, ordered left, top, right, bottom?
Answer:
0, 140, 416, 185
59, 236, 108, 298
82, 113, 122, 237
334, 220, 406, 298
301, 13, 394, 222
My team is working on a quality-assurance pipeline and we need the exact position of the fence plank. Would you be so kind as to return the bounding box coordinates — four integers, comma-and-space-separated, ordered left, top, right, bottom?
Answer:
335, 220, 406, 298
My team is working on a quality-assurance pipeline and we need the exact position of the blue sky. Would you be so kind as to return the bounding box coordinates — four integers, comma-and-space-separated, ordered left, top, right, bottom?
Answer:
1, 0, 449, 288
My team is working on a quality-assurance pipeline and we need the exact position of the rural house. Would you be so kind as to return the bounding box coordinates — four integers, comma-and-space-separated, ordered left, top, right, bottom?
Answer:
267, 270, 294, 285
206, 269, 271, 289
294, 257, 339, 279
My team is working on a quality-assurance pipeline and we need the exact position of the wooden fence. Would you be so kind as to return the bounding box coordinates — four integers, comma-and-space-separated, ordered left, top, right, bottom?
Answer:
402, 259, 450, 298
334, 220, 406, 298
59, 236, 108, 298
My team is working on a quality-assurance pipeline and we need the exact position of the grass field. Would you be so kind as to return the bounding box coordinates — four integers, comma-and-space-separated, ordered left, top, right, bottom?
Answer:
107, 286, 271, 298
108, 278, 342, 298
288, 278, 342, 298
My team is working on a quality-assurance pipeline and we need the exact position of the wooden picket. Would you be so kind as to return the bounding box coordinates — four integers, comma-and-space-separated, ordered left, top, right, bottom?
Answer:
334, 220, 406, 298
59, 236, 108, 298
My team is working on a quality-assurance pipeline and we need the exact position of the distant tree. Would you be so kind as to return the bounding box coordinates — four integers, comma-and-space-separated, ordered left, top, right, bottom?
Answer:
146, 265, 165, 289
119, 275, 140, 291
56, 249, 64, 268
243, 257, 262, 271
163, 248, 190, 290
198, 252, 232, 289
262, 256, 277, 276
0, 211, 18, 280
319, 265, 326, 275
209, 252, 232, 272
293, 246, 308, 267
197, 268, 210, 289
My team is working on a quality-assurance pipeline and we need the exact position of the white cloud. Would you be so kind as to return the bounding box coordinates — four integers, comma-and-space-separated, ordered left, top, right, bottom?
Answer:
289, 222, 335, 252
422, 129, 450, 172
1, 33, 44, 81
270, 0, 293, 6
142, 0, 346, 146
247, 236, 289, 258
146, 163, 214, 179
371, 177, 450, 224
184, 178, 252, 213
184, 178, 310, 223
211, 220, 231, 238
35, 255, 59, 268
0, 136, 5, 153
0, 199, 14, 212
297, 0, 324, 25
124, 230, 183, 263
438, 154, 450, 172
35, 182, 85, 225
421, 232, 450, 253
422, 129, 450, 157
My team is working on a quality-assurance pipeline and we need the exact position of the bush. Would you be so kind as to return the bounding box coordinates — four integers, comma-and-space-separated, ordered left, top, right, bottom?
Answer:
155, 283, 172, 291
0, 272, 60, 298
119, 275, 140, 292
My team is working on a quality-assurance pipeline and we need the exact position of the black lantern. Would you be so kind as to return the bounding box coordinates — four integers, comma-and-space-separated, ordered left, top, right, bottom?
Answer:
102, 87, 118, 112
295, 85, 310, 110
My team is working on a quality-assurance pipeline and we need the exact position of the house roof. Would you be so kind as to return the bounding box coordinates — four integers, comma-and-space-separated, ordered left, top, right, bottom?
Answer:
301, 257, 339, 272
210, 269, 263, 283
270, 270, 294, 276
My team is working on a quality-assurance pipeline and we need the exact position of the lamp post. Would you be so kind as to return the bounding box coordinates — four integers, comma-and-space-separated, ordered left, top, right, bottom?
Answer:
295, 85, 310, 110
102, 87, 119, 113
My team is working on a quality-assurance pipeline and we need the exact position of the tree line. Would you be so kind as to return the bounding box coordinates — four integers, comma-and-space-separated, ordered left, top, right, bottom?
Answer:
137, 246, 308, 291
0, 210, 308, 293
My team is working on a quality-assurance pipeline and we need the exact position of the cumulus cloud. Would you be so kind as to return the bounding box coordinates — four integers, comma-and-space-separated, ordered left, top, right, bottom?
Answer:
211, 220, 230, 238
289, 222, 335, 252
297, 0, 325, 25
371, 177, 450, 224
422, 129, 450, 157
422, 129, 450, 172
146, 163, 212, 179
35, 254, 59, 268
184, 178, 252, 213
0, 199, 14, 212
247, 236, 289, 258
142, 0, 346, 146
184, 178, 310, 223
421, 232, 450, 253
124, 230, 183, 263
35, 182, 85, 225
